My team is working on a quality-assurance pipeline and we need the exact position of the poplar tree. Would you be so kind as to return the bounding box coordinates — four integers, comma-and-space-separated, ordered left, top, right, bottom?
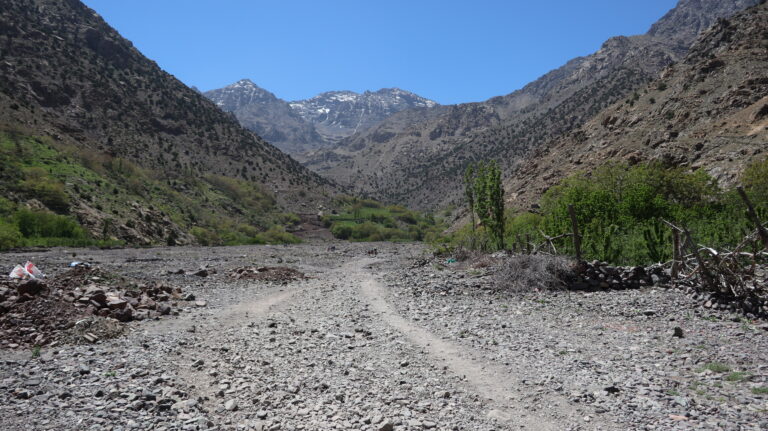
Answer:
465, 161, 505, 250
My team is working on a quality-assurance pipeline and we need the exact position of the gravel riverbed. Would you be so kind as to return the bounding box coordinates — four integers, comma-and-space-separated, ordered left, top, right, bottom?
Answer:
0, 243, 766, 430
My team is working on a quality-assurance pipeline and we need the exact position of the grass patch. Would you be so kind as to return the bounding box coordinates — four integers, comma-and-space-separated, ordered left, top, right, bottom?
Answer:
751, 387, 768, 395
698, 362, 731, 373
725, 372, 750, 382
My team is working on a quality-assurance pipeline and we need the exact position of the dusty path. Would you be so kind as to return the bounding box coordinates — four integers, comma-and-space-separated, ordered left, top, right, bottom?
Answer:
355, 258, 583, 429
157, 253, 597, 430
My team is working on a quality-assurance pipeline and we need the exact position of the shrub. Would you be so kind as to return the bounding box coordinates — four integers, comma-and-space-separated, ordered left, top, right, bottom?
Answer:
328, 198, 444, 243
0, 197, 16, 217
190, 226, 221, 246
19, 176, 70, 213
257, 225, 301, 244
321, 216, 332, 228
505, 212, 543, 248
14, 210, 86, 239
494, 254, 576, 294
331, 224, 353, 240
0, 220, 23, 250
742, 157, 768, 209
396, 212, 418, 225
204, 174, 274, 212
491, 161, 751, 265
351, 222, 380, 240
277, 213, 301, 226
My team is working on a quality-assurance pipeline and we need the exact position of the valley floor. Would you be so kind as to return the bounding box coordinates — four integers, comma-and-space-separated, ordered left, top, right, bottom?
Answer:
0, 243, 766, 430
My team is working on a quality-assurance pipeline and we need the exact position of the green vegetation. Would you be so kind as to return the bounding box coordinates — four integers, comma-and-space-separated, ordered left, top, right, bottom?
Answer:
441, 159, 768, 265
465, 161, 506, 250
698, 362, 731, 374
751, 387, 768, 395
725, 371, 750, 382
0, 129, 301, 249
0, 195, 111, 248
325, 196, 444, 242
451, 160, 506, 251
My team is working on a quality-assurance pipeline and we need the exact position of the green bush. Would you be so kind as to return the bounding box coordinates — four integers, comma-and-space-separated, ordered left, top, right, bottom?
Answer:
742, 157, 768, 210
19, 176, 70, 213
327, 198, 444, 243
505, 212, 543, 246
331, 224, 353, 240
465, 160, 766, 265
396, 212, 418, 225
277, 213, 301, 226
351, 222, 380, 240
0, 197, 16, 216
0, 220, 23, 250
254, 225, 301, 244
191, 226, 222, 246
14, 209, 86, 239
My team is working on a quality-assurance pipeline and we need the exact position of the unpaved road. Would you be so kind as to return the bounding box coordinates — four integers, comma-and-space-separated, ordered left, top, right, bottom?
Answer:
1, 243, 766, 430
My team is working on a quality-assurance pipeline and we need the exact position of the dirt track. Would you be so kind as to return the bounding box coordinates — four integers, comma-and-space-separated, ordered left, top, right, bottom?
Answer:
0, 243, 766, 430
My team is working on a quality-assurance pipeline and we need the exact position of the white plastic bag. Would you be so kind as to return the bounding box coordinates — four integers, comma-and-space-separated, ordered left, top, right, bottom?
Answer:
9, 264, 29, 279
24, 261, 44, 278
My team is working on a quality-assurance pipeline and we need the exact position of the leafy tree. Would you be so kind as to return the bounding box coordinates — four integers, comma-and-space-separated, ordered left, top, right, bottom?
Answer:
742, 157, 768, 210
463, 164, 476, 233
466, 161, 505, 250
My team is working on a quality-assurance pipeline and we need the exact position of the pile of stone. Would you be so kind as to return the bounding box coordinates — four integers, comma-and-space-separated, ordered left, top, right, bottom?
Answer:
229, 266, 306, 283
0, 265, 196, 347
52, 266, 196, 322
568, 259, 768, 318
672, 277, 768, 318
570, 260, 671, 290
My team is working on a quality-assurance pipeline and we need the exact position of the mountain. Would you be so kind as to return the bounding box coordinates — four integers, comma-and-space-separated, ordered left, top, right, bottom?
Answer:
205, 82, 437, 156
289, 88, 438, 144
303, 0, 761, 211
203, 79, 325, 155
507, 1, 768, 208
0, 0, 335, 245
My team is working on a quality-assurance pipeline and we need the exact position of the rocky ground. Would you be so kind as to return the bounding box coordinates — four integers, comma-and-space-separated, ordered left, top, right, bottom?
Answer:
0, 243, 766, 430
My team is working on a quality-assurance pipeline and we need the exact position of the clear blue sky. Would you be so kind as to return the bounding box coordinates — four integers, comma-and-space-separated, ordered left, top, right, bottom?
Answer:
81, 0, 677, 105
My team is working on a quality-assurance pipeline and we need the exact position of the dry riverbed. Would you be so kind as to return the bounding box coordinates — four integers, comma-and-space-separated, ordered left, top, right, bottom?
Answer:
0, 243, 766, 430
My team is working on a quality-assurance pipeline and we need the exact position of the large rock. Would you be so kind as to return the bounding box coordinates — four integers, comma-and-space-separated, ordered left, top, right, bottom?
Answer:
16, 279, 47, 296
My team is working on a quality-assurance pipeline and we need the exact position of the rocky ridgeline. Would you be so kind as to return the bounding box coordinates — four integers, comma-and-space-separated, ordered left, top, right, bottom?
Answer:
0, 266, 200, 348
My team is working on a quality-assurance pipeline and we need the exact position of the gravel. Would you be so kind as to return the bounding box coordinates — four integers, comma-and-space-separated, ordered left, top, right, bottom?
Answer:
382, 254, 768, 430
0, 243, 765, 430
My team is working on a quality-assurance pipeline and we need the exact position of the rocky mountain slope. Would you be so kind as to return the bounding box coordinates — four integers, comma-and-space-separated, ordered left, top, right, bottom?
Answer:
0, 0, 335, 244
290, 88, 438, 145
203, 79, 324, 155
507, 1, 768, 209
204, 83, 437, 155
303, 0, 761, 211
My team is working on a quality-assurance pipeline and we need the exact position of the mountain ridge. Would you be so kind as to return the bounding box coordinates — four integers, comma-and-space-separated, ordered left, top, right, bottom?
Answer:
204, 81, 437, 155
506, 1, 768, 208
302, 0, 761, 211
0, 0, 335, 244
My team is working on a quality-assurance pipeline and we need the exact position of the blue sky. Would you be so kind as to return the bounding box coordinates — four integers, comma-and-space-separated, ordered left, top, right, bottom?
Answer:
81, 0, 677, 105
